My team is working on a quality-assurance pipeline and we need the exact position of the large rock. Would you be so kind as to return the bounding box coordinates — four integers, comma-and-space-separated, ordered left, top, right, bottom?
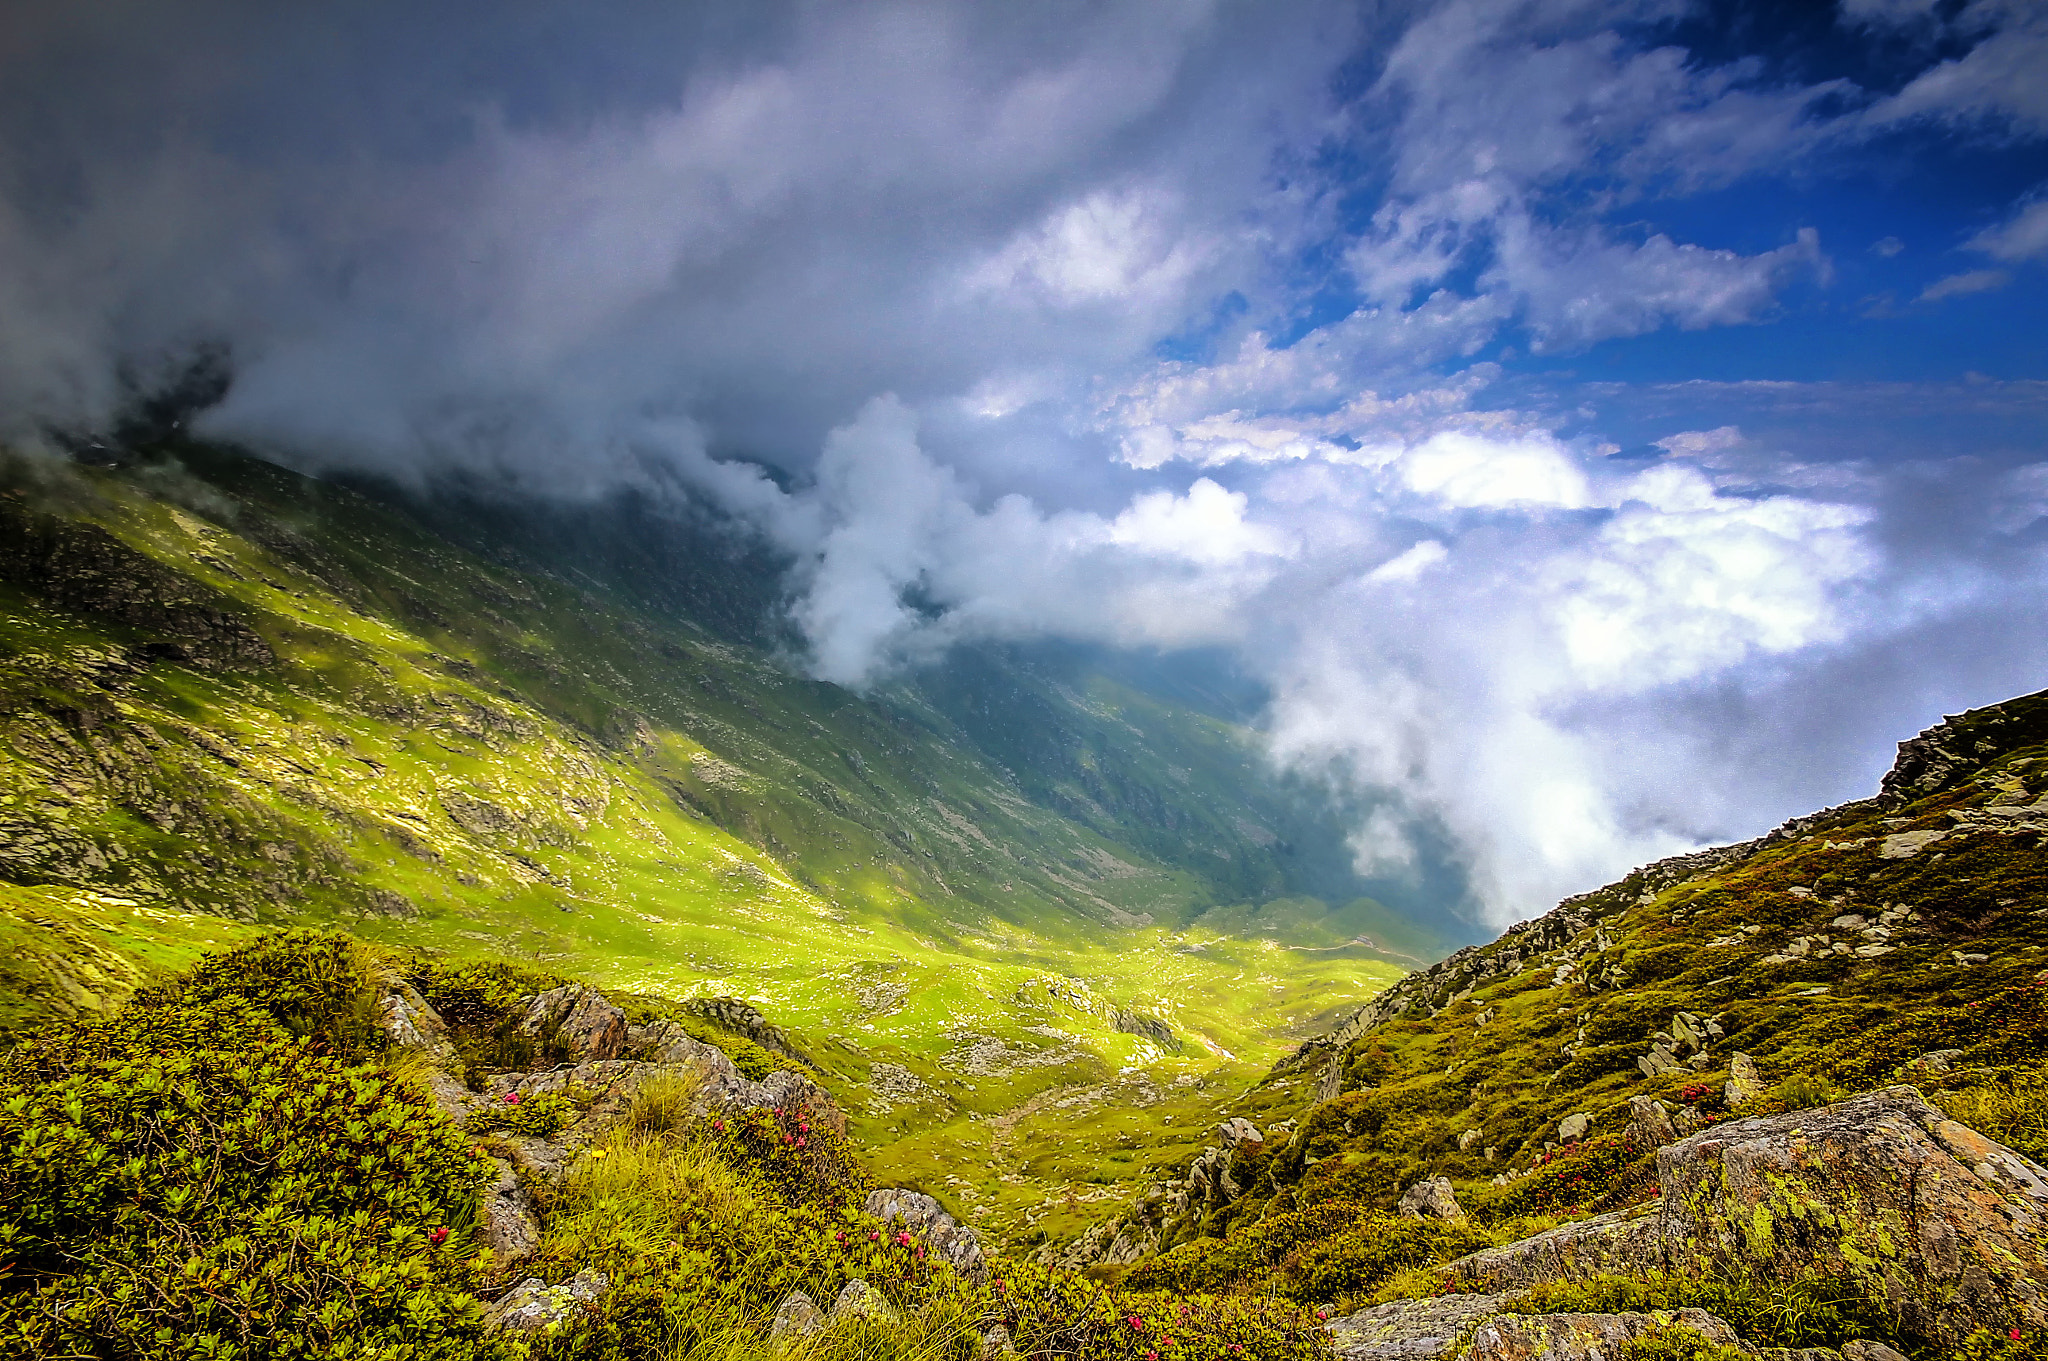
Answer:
1326, 1293, 1511, 1359
519, 986, 629, 1062
865, 1187, 989, 1281
1446, 1086, 2048, 1351
1396, 1175, 1467, 1224
482, 1268, 610, 1337
1463, 1309, 1741, 1360
635, 1020, 843, 1134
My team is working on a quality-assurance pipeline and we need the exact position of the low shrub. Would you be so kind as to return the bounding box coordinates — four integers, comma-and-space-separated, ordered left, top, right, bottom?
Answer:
1274, 1214, 1491, 1303
0, 994, 502, 1360
1620, 1324, 1755, 1361
1478, 1133, 1651, 1218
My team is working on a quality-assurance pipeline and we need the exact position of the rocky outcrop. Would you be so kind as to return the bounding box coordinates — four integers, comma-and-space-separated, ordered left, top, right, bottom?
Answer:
483, 1268, 610, 1337
1114, 1007, 1182, 1053
1444, 1087, 2048, 1350
865, 1187, 989, 1281
685, 995, 813, 1067
519, 985, 629, 1062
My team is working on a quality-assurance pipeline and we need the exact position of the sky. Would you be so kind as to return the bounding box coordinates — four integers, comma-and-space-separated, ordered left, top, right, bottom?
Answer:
2, 0, 2045, 926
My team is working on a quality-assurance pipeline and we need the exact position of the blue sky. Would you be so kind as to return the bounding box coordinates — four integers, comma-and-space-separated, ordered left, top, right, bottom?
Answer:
0, 0, 2043, 923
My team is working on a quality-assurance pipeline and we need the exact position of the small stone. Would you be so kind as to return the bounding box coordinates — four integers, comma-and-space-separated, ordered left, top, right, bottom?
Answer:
979, 1323, 1017, 1357
1831, 913, 1868, 930
832, 1278, 899, 1325
1459, 1126, 1484, 1151
1557, 1111, 1591, 1142
1396, 1174, 1467, 1223
771, 1291, 826, 1343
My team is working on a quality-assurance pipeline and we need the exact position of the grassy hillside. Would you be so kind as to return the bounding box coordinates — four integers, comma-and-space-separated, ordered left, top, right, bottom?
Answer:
0, 436, 1448, 1247
1069, 684, 2048, 1321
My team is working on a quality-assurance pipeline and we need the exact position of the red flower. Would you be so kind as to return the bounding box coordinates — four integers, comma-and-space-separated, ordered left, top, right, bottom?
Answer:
502, 1092, 520, 1105
428, 1226, 449, 1247
897, 1230, 913, 1246
869, 1231, 880, 1241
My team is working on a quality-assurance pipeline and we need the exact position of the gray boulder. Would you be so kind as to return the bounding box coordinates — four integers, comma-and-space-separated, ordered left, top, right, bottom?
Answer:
1725, 1052, 1766, 1108
831, 1278, 899, 1324
1326, 1292, 1511, 1359
1557, 1112, 1591, 1143
1625, 1096, 1677, 1150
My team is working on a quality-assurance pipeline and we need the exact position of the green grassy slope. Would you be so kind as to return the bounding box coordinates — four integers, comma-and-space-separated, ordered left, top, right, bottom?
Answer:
0, 439, 1444, 1248
1075, 685, 2048, 1297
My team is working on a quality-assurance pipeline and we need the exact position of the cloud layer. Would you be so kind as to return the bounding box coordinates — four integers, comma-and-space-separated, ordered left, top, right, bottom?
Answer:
2, 0, 2046, 924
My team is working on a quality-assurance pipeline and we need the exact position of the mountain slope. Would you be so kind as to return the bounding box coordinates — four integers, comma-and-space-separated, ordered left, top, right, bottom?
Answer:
0, 436, 1452, 1245
1062, 686, 2048, 1290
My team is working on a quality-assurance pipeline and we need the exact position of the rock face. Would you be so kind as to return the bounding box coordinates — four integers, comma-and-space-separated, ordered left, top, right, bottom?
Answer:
1462, 1309, 1742, 1360
520, 985, 629, 1062
1446, 1086, 2048, 1350
1396, 1175, 1467, 1224
636, 1019, 843, 1134
482, 1268, 610, 1337
0, 504, 276, 671
864, 1187, 989, 1281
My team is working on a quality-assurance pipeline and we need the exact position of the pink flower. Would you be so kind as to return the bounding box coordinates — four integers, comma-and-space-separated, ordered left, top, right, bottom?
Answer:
428, 1226, 449, 1247
713, 1119, 725, 1131
502, 1092, 520, 1104
898, 1230, 913, 1246
869, 1231, 880, 1242
796, 1136, 807, 1147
